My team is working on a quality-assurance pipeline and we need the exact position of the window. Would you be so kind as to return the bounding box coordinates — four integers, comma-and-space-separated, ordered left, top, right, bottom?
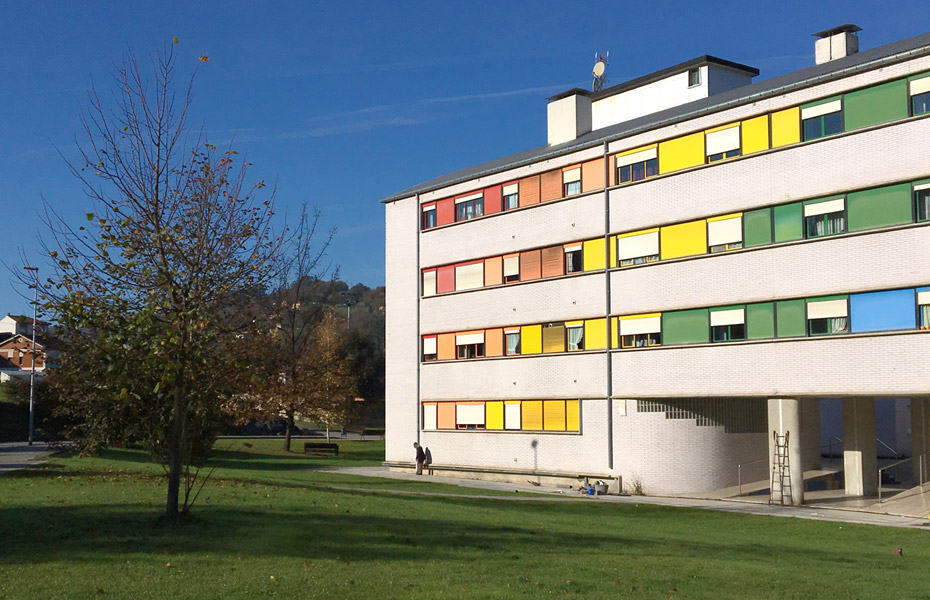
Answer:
422, 270, 437, 297
807, 299, 849, 335
455, 403, 486, 430
804, 198, 846, 238
618, 315, 661, 348
801, 99, 843, 141
422, 205, 437, 230
919, 291, 930, 330
502, 183, 519, 210
617, 230, 660, 267
454, 262, 484, 291
710, 308, 746, 342
916, 185, 930, 221
566, 324, 584, 351
563, 168, 581, 196
505, 330, 521, 355
422, 337, 437, 362
910, 77, 930, 116
502, 254, 520, 283
564, 245, 583, 273
455, 332, 485, 359
705, 126, 741, 163
454, 193, 483, 222
707, 215, 743, 253
688, 67, 701, 87
616, 147, 658, 184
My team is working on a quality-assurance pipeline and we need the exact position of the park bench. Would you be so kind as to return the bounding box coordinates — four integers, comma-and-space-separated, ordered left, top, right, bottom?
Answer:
362, 428, 385, 440
304, 442, 339, 456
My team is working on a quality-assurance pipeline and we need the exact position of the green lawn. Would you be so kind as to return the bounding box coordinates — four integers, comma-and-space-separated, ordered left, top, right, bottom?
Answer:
1, 440, 928, 599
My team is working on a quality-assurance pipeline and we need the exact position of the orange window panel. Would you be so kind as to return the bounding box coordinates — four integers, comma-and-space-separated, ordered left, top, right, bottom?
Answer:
520, 249, 541, 281
437, 333, 456, 360
437, 402, 456, 429
485, 328, 504, 357
484, 256, 503, 286
540, 246, 564, 278
519, 175, 540, 206
540, 170, 562, 202
581, 158, 605, 193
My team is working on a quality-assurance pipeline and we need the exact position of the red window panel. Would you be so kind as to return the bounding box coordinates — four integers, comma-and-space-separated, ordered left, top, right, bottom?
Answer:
483, 185, 501, 215
436, 265, 455, 293
436, 198, 455, 226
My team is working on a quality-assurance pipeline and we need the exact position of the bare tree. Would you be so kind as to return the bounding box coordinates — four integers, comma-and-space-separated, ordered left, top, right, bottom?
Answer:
32, 47, 281, 518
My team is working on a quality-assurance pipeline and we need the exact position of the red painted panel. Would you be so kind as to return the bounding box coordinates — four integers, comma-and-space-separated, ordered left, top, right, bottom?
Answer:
436, 198, 454, 226
436, 265, 455, 293
483, 185, 501, 215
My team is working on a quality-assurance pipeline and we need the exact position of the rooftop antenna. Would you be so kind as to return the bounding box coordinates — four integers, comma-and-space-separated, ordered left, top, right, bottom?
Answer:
593, 51, 609, 92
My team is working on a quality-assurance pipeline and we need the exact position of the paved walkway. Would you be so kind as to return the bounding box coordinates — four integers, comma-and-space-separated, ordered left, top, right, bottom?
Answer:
316, 466, 930, 530
0, 442, 56, 474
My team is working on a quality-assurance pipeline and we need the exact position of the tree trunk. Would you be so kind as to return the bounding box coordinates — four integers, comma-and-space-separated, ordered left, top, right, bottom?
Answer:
165, 380, 186, 517
284, 410, 294, 452
326, 426, 330, 443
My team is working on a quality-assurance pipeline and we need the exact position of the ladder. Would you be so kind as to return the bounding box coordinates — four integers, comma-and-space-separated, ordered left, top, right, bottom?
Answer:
770, 431, 791, 506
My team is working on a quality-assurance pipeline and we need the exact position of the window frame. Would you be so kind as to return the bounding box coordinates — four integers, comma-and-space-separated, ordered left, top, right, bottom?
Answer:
804, 210, 846, 238
711, 323, 746, 342
912, 91, 930, 116
505, 332, 521, 355
421, 206, 437, 230
617, 158, 658, 185
688, 67, 701, 88
566, 324, 585, 351
454, 196, 484, 222
563, 180, 582, 197
802, 110, 843, 141
915, 186, 930, 222
455, 342, 485, 359
620, 332, 662, 348
564, 248, 584, 273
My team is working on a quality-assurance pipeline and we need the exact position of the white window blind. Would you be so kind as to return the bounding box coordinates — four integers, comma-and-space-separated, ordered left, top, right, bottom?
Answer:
616, 147, 657, 168
504, 403, 521, 429
422, 205, 436, 213
707, 216, 742, 246
918, 291, 930, 305
562, 168, 581, 183
503, 327, 521, 334
423, 404, 437, 430
563, 244, 582, 252
456, 332, 485, 345
456, 404, 485, 425
910, 76, 930, 96
617, 231, 659, 260
804, 198, 845, 217
710, 308, 745, 326
705, 126, 740, 156
502, 183, 518, 196
454, 192, 482, 204
422, 271, 436, 296
503, 255, 519, 277
914, 183, 930, 192
619, 316, 661, 335
422, 337, 437, 355
807, 299, 848, 319
801, 99, 842, 120
454, 263, 484, 290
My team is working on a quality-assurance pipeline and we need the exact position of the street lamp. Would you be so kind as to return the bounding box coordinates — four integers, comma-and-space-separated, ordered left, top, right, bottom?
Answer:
23, 265, 38, 446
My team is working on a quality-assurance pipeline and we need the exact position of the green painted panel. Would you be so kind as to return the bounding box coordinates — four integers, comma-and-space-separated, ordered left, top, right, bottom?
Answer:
746, 302, 775, 339
743, 208, 773, 247
843, 79, 908, 130
662, 309, 709, 345
773, 203, 803, 242
776, 299, 806, 337
847, 184, 913, 231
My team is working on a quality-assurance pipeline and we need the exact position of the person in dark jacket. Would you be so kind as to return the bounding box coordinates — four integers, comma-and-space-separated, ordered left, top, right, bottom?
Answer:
414, 442, 425, 475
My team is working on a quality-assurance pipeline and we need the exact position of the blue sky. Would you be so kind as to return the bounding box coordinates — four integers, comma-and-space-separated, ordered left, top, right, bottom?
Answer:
0, 1, 921, 314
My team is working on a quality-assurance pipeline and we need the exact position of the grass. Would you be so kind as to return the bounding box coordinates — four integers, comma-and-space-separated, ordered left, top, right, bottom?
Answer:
1, 440, 929, 599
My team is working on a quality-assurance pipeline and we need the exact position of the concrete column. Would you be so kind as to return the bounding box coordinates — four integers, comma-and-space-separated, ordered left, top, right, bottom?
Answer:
801, 398, 822, 471
911, 397, 929, 485
768, 398, 804, 505
842, 397, 877, 496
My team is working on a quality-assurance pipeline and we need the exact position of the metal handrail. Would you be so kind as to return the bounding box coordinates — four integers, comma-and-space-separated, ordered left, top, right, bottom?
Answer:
876, 437, 899, 459
878, 451, 930, 503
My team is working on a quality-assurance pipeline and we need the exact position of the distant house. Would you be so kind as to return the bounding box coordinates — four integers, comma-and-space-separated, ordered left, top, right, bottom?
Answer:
0, 334, 55, 383
0, 314, 49, 339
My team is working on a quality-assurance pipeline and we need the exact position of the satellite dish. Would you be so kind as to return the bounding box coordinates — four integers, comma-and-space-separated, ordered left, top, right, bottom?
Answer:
593, 61, 605, 78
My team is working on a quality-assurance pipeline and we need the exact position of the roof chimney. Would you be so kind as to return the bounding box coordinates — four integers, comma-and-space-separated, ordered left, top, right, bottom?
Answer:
814, 24, 861, 65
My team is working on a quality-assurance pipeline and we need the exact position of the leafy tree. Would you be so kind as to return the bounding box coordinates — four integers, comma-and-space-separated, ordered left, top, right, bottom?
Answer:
36, 48, 280, 518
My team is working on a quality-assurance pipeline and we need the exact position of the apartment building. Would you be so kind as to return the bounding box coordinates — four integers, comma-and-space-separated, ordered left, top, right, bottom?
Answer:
382, 26, 930, 503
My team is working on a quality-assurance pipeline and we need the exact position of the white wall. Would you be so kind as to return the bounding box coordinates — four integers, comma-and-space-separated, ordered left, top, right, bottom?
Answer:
592, 68, 709, 131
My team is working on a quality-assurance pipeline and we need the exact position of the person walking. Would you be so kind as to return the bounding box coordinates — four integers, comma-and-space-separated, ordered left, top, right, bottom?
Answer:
414, 442, 426, 475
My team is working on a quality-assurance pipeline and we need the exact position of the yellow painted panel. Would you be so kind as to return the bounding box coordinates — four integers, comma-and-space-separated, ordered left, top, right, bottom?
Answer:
618, 312, 662, 320
658, 132, 705, 174
543, 400, 566, 431
584, 318, 607, 350
486, 401, 504, 430
566, 400, 580, 431
609, 235, 617, 267
660, 220, 707, 260
771, 107, 800, 148
610, 317, 619, 349
614, 143, 657, 158
521, 325, 542, 354
583, 238, 606, 271
522, 401, 543, 430
565, 320, 584, 327
741, 115, 769, 154
707, 212, 742, 222
705, 122, 739, 134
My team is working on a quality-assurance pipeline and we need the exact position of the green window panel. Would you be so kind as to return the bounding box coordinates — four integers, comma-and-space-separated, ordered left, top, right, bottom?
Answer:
847, 183, 913, 231
773, 203, 803, 242
775, 299, 806, 337
746, 302, 775, 339
843, 79, 908, 131
743, 208, 773, 247
662, 308, 709, 345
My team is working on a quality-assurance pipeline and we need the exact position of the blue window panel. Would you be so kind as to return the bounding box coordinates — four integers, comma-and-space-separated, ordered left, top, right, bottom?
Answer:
849, 289, 916, 333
